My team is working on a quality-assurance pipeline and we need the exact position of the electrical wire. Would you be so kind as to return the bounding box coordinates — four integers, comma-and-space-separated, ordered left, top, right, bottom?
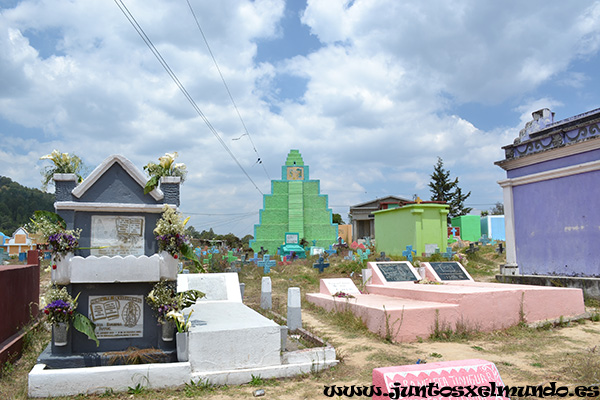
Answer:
184, 0, 271, 181
113, 0, 263, 195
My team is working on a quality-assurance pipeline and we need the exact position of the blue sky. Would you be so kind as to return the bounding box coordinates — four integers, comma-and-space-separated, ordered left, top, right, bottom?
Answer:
1, 0, 599, 237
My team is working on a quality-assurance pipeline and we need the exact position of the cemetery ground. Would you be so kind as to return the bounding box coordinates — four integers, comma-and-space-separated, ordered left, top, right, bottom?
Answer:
2, 245, 600, 399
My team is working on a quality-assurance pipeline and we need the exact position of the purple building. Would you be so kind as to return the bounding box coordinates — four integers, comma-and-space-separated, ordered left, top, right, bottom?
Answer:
496, 108, 600, 278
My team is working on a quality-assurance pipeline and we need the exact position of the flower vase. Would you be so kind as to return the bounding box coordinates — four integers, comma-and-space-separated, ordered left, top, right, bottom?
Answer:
176, 332, 189, 362
53, 322, 68, 346
162, 320, 175, 341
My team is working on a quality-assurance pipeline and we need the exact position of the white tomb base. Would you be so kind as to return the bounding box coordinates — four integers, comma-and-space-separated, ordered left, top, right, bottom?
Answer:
29, 273, 337, 397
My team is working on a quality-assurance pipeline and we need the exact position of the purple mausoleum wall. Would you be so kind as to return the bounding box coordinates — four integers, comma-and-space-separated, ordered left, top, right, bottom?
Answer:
513, 168, 600, 277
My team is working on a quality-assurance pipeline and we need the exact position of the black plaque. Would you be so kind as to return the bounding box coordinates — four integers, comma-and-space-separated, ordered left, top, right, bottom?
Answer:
429, 262, 470, 281
377, 263, 418, 282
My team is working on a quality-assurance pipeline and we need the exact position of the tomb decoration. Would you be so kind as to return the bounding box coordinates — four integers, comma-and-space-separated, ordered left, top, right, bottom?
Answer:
154, 205, 202, 271
43, 286, 99, 347
143, 152, 187, 194
146, 280, 205, 341
413, 277, 443, 285
26, 210, 81, 263
39, 149, 85, 190
332, 291, 355, 299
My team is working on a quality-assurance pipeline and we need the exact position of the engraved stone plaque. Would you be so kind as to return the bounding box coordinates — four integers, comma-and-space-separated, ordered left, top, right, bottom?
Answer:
91, 215, 145, 256
89, 295, 144, 339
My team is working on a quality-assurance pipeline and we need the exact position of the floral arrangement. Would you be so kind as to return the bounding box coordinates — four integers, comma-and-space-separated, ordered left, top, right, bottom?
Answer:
166, 310, 194, 333
43, 286, 78, 324
143, 152, 187, 194
146, 280, 205, 324
332, 291, 355, 299
40, 149, 85, 190
414, 278, 443, 285
154, 205, 202, 270
26, 210, 81, 262
453, 253, 468, 265
43, 286, 99, 346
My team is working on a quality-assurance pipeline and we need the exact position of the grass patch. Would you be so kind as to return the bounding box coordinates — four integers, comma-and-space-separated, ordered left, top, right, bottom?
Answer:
430, 311, 479, 342
562, 347, 600, 384
366, 350, 412, 367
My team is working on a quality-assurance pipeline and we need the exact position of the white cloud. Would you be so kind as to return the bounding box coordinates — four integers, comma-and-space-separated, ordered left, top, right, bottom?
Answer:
0, 0, 599, 236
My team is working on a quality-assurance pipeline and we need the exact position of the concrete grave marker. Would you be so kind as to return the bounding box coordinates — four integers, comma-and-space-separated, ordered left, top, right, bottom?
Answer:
320, 278, 361, 296
426, 261, 473, 282
260, 277, 272, 310
287, 287, 302, 332
372, 359, 508, 400
424, 243, 439, 256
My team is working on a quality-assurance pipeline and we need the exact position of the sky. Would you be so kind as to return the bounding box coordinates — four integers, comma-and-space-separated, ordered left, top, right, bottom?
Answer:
1, 0, 600, 238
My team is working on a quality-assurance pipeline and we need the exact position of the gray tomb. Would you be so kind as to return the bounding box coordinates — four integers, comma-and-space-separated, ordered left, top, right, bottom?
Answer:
39, 155, 181, 368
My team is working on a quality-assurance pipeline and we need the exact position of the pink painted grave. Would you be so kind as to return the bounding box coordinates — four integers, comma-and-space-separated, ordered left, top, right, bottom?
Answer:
372, 359, 509, 400
306, 261, 585, 342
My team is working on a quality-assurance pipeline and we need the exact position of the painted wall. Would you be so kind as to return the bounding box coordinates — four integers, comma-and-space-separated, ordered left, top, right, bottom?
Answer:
450, 215, 481, 242
373, 203, 449, 257
513, 169, 599, 276
481, 215, 505, 241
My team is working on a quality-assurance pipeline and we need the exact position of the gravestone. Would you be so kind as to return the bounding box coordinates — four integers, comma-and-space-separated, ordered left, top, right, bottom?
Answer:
376, 252, 390, 261
260, 277, 272, 310
496, 242, 504, 254
287, 287, 302, 332
441, 247, 455, 260
465, 243, 479, 254
257, 254, 276, 274
427, 261, 473, 281
313, 256, 330, 273
324, 245, 337, 256
424, 244, 439, 257
401, 246, 416, 262
375, 262, 420, 282
372, 359, 508, 400
320, 278, 361, 296
362, 268, 372, 285
344, 250, 354, 261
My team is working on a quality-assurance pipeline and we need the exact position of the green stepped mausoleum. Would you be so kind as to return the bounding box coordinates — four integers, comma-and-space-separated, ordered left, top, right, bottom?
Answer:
250, 150, 338, 254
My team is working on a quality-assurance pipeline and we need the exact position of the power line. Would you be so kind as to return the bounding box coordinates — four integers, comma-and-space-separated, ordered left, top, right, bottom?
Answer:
184, 0, 271, 182
113, 0, 263, 195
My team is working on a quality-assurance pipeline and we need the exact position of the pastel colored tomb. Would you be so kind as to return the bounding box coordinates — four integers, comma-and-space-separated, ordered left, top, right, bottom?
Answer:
306, 261, 585, 342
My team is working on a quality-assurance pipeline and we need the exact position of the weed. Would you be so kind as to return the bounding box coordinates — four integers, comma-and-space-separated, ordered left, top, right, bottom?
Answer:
498, 361, 514, 366
183, 379, 217, 396
430, 352, 443, 358
471, 346, 484, 351
382, 305, 404, 343
249, 374, 264, 386
430, 311, 478, 342
562, 346, 600, 384
590, 311, 600, 322
531, 362, 543, 367
127, 383, 145, 395
99, 388, 115, 397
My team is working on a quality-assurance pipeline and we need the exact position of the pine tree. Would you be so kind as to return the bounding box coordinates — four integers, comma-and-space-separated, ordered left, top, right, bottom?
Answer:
428, 157, 471, 221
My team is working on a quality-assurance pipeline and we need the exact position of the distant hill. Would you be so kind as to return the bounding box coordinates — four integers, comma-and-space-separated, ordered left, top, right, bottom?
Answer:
0, 176, 54, 236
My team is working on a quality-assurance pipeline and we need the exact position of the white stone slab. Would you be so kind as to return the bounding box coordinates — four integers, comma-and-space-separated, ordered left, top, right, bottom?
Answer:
187, 302, 281, 372
53, 253, 178, 284
177, 273, 242, 302
28, 362, 191, 397
320, 278, 362, 296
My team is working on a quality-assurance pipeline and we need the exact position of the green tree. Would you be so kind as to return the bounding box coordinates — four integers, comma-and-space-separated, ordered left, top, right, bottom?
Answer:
332, 213, 345, 224
490, 202, 504, 215
428, 157, 471, 221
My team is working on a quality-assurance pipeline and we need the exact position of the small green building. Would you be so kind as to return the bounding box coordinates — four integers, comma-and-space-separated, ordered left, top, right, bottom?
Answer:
250, 150, 338, 254
450, 215, 481, 242
373, 202, 449, 257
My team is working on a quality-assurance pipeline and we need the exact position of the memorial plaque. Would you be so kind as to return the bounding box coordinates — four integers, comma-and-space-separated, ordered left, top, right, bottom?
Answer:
429, 262, 471, 281
89, 295, 144, 339
321, 278, 361, 296
376, 262, 419, 282
285, 233, 299, 244
91, 215, 145, 256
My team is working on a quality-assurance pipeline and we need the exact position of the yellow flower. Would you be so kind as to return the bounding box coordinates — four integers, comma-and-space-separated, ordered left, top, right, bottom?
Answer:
158, 152, 178, 168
